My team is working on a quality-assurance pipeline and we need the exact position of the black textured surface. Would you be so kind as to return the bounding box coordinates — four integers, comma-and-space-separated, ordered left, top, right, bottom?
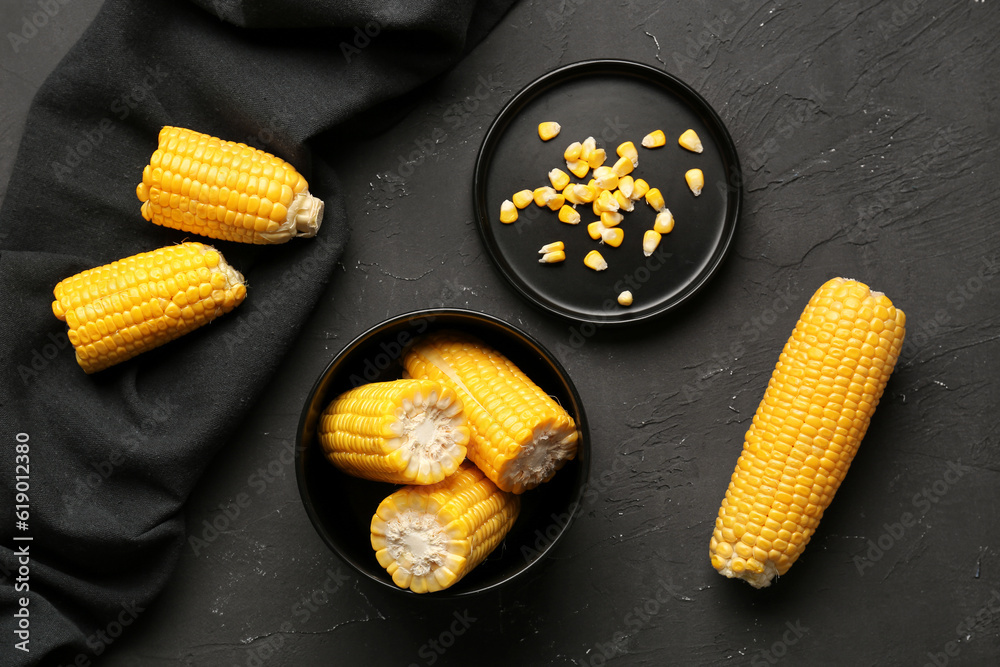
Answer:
3, 1, 999, 666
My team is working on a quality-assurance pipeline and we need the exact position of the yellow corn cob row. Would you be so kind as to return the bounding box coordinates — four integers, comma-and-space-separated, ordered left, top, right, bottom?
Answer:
371, 461, 520, 593
51, 241, 246, 373
403, 331, 579, 494
710, 278, 906, 588
136, 126, 324, 244
319, 379, 469, 485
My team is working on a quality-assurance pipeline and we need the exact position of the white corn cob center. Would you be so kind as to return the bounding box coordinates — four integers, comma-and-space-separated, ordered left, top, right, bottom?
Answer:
389, 390, 466, 481
383, 510, 452, 577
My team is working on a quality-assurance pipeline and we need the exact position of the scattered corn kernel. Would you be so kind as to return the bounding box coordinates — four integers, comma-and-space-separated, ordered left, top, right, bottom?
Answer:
600, 227, 624, 247
617, 141, 639, 168
587, 221, 606, 240
685, 168, 704, 196
642, 130, 666, 148
538, 241, 565, 253
618, 175, 635, 199
572, 183, 596, 203
563, 184, 582, 205
499, 199, 518, 224
587, 148, 607, 169
678, 129, 704, 153
512, 189, 534, 209
612, 156, 634, 178
538, 121, 561, 141
548, 168, 571, 190
653, 209, 674, 234
596, 189, 620, 213
566, 159, 590, 179
593, 166, 619, 191
614, 190, 634, 212
643, 229, 662, 257
631, 178, 650, 200
538, 250, 566, 264
559, 205, 581, 225
546, 193, 565, 210
580, 136, 596, 161
564, 141, 583, 161
617, 290, 633, 306
600, 211, 624, 228
645, 187, 665, 211
584, 249, 608, 271
533, 186, 556, 207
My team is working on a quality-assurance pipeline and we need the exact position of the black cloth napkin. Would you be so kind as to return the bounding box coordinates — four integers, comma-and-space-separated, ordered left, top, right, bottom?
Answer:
0, 1, 514, 663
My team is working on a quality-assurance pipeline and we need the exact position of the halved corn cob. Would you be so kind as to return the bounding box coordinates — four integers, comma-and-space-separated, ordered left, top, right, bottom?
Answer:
403, 331, 579, 494
371, 461, 520, 593
709, 278, 906, 588
319, 379, 469, 485
137, 126, 323, 244
51, 242, 246, 373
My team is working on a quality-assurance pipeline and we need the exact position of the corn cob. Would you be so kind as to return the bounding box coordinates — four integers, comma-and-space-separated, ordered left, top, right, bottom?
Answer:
710, 278, 906, 588
319, 379, 469, 485
403, 331, 579, 494
136, 126, 324, 244
371, 461, 520, 593
51, 241, 246, 373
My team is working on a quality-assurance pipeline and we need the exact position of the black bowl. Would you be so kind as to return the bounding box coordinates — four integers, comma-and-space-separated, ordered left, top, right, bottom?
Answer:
295, 309, 591, 597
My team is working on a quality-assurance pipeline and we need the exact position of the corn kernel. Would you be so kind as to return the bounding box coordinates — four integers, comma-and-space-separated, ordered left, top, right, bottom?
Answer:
566, 159, 590, 179
618, 175, 635, 199
617, 290, 633, 306
538, 241, 565, 253
631, 178, 650, 200
678, 129, 704, 153
600, 227, 624, 247
546, 193, 565, 211
548, 168, 570, 190
499, 199, 518, 224
538, 122, 561, 141
572, 184, 596, 203
564, 141, 583, 161
538, 250, 566, 264
580, 136, 596, 162
614, 190, 634, 212
587, 148, 607, 169
617, 141, 639, 168
601, 211, 623, 227
645, 187, 665, 211
685, 169, 704, 196
596, 190, 620, 213
558, 205, 581, 225
642, 130, 666, 148
593, 166, 619, 191
512, 190, 534, 209
563, 184, 582, 205
533, 186, 556, 207
587, 221, 606, 240
643, 229, 661, 257
653, 209, 674, 234
611, 156, 634, 178
584, 250, 607, 271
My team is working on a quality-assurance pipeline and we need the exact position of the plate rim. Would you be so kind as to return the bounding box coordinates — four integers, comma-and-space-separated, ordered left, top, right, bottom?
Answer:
472, 58, 742, 326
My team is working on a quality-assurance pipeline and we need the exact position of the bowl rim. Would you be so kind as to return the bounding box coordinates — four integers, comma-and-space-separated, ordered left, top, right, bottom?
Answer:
294, 307, 591, 597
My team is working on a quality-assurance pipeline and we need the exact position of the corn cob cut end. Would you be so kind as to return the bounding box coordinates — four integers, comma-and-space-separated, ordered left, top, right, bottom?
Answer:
494, 419, 580, 494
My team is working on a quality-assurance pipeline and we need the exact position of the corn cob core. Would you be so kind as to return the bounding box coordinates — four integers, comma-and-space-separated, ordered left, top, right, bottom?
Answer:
319, 379, 470, 485
403, 331, 579, 494
137, 126, 324, 244
51, 242, 246, 373
710, 278, 906, 588
371, 461, 520, 593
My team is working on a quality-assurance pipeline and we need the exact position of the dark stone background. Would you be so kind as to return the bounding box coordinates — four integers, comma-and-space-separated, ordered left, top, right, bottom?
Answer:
3, 1, 998, 665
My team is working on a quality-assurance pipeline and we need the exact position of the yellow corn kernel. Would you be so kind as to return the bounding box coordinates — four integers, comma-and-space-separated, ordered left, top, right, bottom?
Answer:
563, 184, 582, 206
617, 141, 639, 168
600, 227, 624, 247
558, 205, 581, 225
587, 148, 607, 169
593, 166, 619, 192
653, 209, 674, 234
618, 175, 635, 199
617, 290, 633, 306
678, 129, 704, 153
587, 221, 606, 240
580, 136, 596, 162
533, 186, 555, 207
631, 178, 650, 200
538, 121, 561, 141
643, 230, 661, 257
642, 129, 666, 148
546, 193, 565, 211
538, 250, 566, 264
564, 141, 583, 161
566, 159, 590, 179
686, 168, 704, 196
614, 190, 634, 212
612, 156, 634, 178
572, 183, 597, 203
709, 278, 906, 588
600, 211, 624, 228
512, 189, 534, 209
584, 249, 608, 271
538, 241, 564, 253
596, 189, 620, 213
549, 168, 570, 190
499, 199, 518, 224
645, 187, 665, 211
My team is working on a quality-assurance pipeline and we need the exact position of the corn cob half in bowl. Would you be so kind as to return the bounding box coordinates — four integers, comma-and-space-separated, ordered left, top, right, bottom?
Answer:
296, 309, 590, 596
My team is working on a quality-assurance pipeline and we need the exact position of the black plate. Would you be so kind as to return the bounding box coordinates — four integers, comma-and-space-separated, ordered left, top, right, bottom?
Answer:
473, 59, 741, 325
295, 309, 590, 597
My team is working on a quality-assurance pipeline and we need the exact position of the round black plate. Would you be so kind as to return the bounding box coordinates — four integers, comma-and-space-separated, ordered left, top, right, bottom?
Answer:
473, 59, 741, 325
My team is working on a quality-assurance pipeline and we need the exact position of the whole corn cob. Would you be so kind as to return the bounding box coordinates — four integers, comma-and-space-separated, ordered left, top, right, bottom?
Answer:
136, 126, 324, 244
403, 331, 579, 494
51, 241, 246, 373
319, 379, 470, 485
371, 461, 520, 593
709, 278, 906, 588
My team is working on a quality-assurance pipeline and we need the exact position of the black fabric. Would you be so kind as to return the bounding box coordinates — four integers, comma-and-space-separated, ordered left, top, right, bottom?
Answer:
0, 1, 514, 664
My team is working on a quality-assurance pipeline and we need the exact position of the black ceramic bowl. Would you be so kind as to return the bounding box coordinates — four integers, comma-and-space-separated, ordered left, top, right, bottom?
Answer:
295, 309, 590, 597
